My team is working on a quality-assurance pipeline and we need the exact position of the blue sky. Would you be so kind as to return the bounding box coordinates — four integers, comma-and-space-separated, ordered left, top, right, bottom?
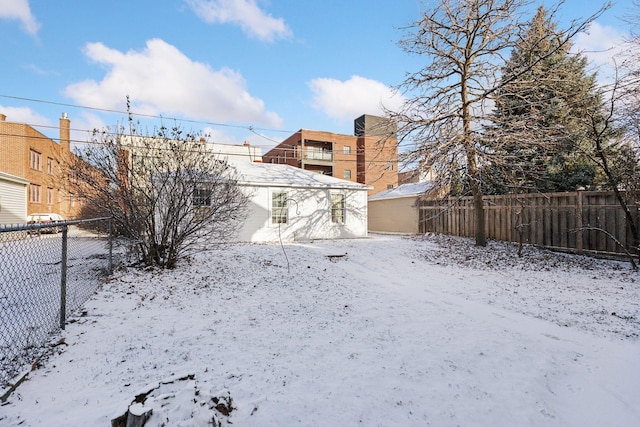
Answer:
0, 0, 635, 151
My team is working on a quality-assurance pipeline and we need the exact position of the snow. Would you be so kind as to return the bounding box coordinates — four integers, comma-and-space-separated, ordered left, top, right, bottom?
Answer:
368, 181, 433, 200
233, 161, 371, 190
1, 233, 639, 426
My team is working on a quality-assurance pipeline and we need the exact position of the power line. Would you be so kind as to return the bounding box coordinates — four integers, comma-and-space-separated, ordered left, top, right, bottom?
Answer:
0, 127, 402, 165
0, 93, 405, 151
0, 93, 297, 140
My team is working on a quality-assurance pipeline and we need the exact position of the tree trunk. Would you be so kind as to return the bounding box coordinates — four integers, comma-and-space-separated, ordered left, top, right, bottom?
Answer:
462, 73, 486, 247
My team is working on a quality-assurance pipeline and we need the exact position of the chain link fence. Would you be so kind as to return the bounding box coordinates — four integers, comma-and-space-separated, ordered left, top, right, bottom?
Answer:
0, 218, 113, 390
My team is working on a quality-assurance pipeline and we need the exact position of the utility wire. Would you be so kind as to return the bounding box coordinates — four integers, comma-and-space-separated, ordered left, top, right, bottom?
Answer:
0, 94, 295, 136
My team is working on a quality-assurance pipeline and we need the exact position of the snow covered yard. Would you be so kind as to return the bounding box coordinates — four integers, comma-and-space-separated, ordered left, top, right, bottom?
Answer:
1, 234, 639, 426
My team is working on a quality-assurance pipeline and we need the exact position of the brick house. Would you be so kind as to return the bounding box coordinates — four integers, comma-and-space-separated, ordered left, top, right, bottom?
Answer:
0, 112, 82, 220
262, 115, 398, 195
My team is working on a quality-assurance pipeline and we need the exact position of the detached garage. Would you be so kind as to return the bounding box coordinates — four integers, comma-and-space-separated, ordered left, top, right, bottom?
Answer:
368, 182, 433, 234
233, 162, 371, 243
0, 172, 29, 225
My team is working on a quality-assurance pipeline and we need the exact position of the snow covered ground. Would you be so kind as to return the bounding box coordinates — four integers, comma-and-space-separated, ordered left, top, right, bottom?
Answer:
1, 233, 639, 426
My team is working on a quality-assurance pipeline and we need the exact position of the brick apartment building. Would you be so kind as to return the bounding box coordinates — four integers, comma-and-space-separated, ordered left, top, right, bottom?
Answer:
262, 114, 398, 195
0, 112, 82, 220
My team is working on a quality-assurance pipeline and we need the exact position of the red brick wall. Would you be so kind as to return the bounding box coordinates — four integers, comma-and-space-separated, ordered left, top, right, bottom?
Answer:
263, 127, 397, 195
0, 116, 81, 218
263, 132, 300, 167
358, 135, 398, 195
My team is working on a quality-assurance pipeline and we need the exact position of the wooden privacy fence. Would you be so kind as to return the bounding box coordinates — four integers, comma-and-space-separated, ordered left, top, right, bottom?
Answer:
419, 191, 639, 257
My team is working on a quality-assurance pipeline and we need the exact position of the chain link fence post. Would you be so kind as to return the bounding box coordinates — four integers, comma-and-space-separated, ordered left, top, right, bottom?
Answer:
59, 224, 68, 330
1, 216, 114, 389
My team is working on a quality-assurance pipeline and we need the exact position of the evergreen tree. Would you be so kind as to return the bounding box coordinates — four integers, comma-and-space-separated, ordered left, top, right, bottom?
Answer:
488, 7, 603, 193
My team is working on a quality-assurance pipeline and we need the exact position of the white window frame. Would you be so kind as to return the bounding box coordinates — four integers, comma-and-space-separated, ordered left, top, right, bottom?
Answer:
344, 169, 351, 179
193, 187, 212, 207
343, 146, 351, 155
331, 192, 345, 224
271, 191, 288, 224
30, 150, 42, 171
29, 184, 41, 203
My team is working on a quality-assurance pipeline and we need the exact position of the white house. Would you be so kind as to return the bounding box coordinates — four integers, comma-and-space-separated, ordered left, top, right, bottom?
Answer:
0, 172, 29, 226
232, 162, 371, 242
368, 181, 433, 234
208, 141, 262, 164
147, 139, 370, 243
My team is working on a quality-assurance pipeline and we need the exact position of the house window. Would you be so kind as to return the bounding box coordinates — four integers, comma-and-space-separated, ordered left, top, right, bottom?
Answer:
29, 184, 41, 203
387, 184, 394, 190
30, 150, 42, 170
343, 146, 351, 155
331, 193, 345, 224
344, 169, 352, 179
193, 188, 212, 207
272, 191, 288, 224
47, 157, 54, 174
387, 161, 394, 171
47, 188, 54, 205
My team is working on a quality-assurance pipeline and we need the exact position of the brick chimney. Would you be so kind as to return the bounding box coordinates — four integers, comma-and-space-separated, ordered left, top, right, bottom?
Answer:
60, 112, 70, 154
0, 113, 6, 121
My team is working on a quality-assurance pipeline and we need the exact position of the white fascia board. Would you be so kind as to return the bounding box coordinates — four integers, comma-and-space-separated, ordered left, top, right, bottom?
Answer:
0, 172, 30, 185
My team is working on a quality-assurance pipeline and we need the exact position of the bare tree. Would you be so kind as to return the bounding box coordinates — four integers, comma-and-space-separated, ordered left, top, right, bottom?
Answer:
577, 12, 640, 265
388, 0, 608, 246
571, 70, 638, 267
67, 115, 248, 269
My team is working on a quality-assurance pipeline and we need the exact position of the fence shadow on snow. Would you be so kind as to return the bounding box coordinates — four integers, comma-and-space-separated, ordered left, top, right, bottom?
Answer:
0, 217, 114, 393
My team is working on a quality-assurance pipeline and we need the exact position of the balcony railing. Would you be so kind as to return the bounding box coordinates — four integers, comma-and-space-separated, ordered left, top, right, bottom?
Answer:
303, 148, 333, 162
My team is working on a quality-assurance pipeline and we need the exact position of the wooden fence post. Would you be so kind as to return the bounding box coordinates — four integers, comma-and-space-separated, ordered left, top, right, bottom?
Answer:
576, 189, 584, 255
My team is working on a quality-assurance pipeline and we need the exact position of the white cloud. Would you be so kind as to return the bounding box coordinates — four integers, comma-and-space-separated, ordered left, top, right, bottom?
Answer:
308, 75, 406, 121
63, 39, 282, 127
68, 111, 109, 149
0, 105, 51, 127
0, 0, 40, 35
201, 127, 244, 145
0, 107, 109, 150
573, 21, 626, 82
185, 0, 291, 42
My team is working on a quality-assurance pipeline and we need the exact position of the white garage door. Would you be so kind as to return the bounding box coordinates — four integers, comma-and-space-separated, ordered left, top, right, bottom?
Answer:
0, 174, 28, 225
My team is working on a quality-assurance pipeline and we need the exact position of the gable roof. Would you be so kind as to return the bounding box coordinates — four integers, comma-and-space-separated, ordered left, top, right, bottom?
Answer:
233, 162, 371, 191
368, 181, 433, 201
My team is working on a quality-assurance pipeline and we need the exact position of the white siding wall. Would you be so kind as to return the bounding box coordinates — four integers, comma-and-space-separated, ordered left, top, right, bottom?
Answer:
235, 185, 368, 242
0, 177, 28, 225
